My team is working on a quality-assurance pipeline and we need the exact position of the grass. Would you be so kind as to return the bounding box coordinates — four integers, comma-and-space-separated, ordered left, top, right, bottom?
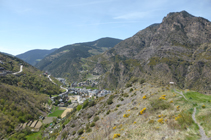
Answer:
184, 91, 211, 102
25, 132, 42, 140
48, 106, 64, 117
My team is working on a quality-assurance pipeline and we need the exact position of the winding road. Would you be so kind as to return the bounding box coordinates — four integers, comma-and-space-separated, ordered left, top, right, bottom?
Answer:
47, 75, 68, 94
12, 65, 23, 75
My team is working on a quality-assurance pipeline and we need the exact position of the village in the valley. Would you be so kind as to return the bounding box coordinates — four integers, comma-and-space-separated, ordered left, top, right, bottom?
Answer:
51, 78, 112, 107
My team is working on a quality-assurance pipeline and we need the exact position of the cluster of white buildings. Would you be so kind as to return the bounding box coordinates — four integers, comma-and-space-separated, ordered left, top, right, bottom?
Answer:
69, 88, 112, 104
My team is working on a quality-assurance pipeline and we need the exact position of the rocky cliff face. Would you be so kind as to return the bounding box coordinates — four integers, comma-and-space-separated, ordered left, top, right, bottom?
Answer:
91, 11, 211, 93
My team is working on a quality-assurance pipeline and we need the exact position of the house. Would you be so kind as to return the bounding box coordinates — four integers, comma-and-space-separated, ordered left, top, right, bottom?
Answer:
58, 102, 64, 107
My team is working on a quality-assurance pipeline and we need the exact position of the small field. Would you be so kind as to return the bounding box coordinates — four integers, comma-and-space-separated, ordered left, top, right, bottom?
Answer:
184, 91, 211, 102
48, 106, 65, 117
25, 132, 42, 140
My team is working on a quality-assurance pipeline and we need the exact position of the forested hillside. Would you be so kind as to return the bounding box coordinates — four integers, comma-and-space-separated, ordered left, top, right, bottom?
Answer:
0, 52, 61, 137
35, 37, 122, 82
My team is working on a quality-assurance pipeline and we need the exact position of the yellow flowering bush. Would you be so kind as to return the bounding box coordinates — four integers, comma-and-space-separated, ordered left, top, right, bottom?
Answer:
175, 114, 182, 121
202, 105, 205, 108
158, 115, 161, 118
113, 126, 117, 129
159, 95, 166, 100
113, 134, 120, 139
123, 114, 130, 118
170, 100, 173, 103
133, 121, 136, 124
159, 96, 166, 100
139, 108, 146, 115
143, 95, 147, 99
158, 118, 164, 124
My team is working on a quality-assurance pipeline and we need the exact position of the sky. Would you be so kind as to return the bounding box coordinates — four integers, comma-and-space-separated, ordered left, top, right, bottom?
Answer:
0, 0, 211, 55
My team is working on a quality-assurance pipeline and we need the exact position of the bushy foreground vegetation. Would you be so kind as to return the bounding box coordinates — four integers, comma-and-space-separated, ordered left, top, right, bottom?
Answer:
0, 84, 48, 137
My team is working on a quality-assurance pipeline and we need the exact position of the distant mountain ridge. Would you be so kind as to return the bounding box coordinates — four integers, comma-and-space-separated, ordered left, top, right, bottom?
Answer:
55, 11, 211, 94
35, 37, 122, 81
16, 48, 57, 66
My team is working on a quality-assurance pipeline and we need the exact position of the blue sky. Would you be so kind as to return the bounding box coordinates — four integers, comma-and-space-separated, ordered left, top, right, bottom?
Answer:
0, 0, 211, 55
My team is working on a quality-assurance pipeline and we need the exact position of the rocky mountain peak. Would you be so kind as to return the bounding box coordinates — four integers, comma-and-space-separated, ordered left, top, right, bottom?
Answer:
162, 10, 194, 22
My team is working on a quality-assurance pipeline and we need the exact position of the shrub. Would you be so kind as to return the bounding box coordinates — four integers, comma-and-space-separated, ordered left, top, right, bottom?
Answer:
123, 93, 129, 97
130, 88, 133, 92
148, 120, 154, 124
107, 98, 113, 105
116, 104, 121, 107
123, 114, 130, 118
139, 108, 146, 115
150, 98, 172, 111
143, 95, 147, 99
82, 100, 89, 109
62, 131, 68, 139
77, 105, 82, 111
106, 110, 110, 115
90, 122, 95, 127
77, 128, 84, 135
118, 97, 124, 101
159, 95, 166, 100
113, 126, 117, 129
93, 116, 99, 122
88, 101, 96, 107
176, 111, 194, 130
107, 95, 114, 105
158, 118, 164, 124
131, 77, 138, 83
71, 124, 75, 128
86, 127, 92, 133
113, 134, 120, 139
140, 79, 145, 84
125, 83, 132, 88
202, 105, 205, 108
72, 131, 76, 135
87, 114, 92, 119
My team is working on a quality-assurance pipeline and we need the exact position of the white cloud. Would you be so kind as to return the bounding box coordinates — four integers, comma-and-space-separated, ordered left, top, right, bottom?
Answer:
113, 12, 150, 20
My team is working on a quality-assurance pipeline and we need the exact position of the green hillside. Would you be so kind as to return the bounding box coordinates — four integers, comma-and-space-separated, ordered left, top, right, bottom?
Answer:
35, 37, 122, 82
0, 52, 61, 138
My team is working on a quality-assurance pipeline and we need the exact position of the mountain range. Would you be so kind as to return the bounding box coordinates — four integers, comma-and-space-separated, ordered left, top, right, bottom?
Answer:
73, 11, 211, 94
35, 37, 122, 82
16, 48, 57, 66
2, 10, 211, 140
24, 10, 211, 95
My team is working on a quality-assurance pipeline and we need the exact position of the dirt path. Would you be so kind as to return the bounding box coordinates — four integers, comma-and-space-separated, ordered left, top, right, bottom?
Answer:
192, 107, 210, 140
174, 89, 210, 140
174, 89, 188, 100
